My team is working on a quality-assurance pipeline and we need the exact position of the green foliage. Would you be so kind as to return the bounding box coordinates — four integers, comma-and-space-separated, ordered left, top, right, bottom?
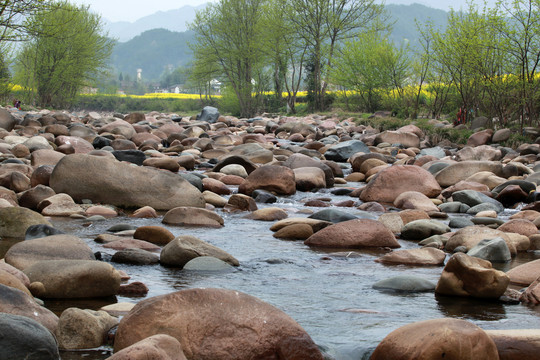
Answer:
219, 87, 242, 116
14, 1, 113, 108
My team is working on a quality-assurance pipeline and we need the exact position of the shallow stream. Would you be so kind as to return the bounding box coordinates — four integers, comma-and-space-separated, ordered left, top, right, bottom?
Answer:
17, 184, 540, 359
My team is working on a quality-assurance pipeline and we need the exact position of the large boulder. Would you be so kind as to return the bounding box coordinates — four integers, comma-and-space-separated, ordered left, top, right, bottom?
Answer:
506, 259, 540, 286
0, 284, 59, 333
435, 253, 510, 298
197, 106, 220, 123
370, 318, 499, 360
323, 140, 370, 162
360, 165, 441, 203
113, 288, 323, 360
486, 329, 540, 360
23, 260, 122, 298
0, 109, 16, 131
238, 165, 296, 196
0, 313, 60, 360
108, 334, 187, 360
5, 234, 95, 270
283, 153, 334, 187
375, 130, 420, 148
0, 207, 51, 238
50, 154, 205, 210
434, 161, 505, 187
304, 219, 400, 248
160, 235, 239, 268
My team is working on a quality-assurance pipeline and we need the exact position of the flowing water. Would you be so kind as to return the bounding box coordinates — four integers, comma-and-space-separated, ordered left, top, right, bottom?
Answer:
5, 185, 540, 359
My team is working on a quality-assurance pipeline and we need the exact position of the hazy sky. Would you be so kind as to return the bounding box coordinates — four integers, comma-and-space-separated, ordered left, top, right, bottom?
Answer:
71, 0, 500, 22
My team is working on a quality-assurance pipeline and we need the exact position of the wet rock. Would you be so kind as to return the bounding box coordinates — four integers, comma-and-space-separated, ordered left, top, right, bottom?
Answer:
225, 143, 273, 164
108, 334, 187, 360
305, 219, 399, 248
119, 282, 149, 297
238, 165, 296, 196
131, 206, 158, 218
5, 234, 95, 270
103, 239, 160, 252
24, 260, 121, 298
183, 256, 234, 272
160, 235, 239, 268
376, 247, 445, 266
25, 224, 64, 240
0, 313, 59, 360
111, 249, 160, 265
293, 167, 327, 191
495, 185, 529, 207
56, 308, 118, 349
400, 219, 450, 241
50, 154, 205, 210
0, 207, 51, 238
270, 217, 332, 233
38, 193, 85, 217
371, 318, 498, 360
273, 224, 313, 240
506, 259, 540, 286
18, 185, 56, 210
133, 225, 174, 245
467, 237, 512, 262
445, 226, 517, 253
0, 284, 59, 333
360, 165, 441, 203
441, 180, 490, 198
0, 109, 16, 131
372, 275, 436, 292
486, 329, 540, 360
0, 262, 30, 288
245, 207, 288, 221
0, 267, 31, 295
226, 193, 257, 211
435, 253, 509, 298
252, 189, 277, 203
113, 288, 323, 359
162, 207, 224, 227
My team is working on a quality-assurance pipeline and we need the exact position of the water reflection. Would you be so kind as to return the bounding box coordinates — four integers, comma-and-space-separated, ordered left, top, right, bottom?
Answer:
435, 294, 507, 321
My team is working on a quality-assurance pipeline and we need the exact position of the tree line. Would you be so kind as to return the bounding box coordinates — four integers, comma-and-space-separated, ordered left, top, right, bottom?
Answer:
190, 0, 540, 130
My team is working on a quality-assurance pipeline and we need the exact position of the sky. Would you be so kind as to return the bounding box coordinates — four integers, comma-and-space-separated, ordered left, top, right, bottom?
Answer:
71, 0, 500, 22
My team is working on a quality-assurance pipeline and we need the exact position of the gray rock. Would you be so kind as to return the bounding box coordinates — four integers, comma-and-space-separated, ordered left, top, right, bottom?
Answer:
439, 202, 469, 213
197, 106, 220, 124
467, 237, 511, 262
466, 203, 503, 215
308, 209, 358, 223
324, 140, 370, 162
452, 190, 504, 213
183, 256, 234, 272
0, 109, 16, 131
107, 224, 137, 232
0, 313, 59, 360
25, 224, 65, 240
419, 146, 446, 159
471, 217, 505, 226
426, 161, 451, 175
449, 217, 475, 228
373, 275, 436, 292
179, 173, 204, 192
419, 235, 447, 247
112, 150, 146, 166
400, 219, 451, 240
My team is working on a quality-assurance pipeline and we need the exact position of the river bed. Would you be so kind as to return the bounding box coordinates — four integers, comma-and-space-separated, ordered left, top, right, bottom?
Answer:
17, 184, 540, 360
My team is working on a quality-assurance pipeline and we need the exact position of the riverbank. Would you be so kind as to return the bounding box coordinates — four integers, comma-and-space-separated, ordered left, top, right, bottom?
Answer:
1, 105, 540, 359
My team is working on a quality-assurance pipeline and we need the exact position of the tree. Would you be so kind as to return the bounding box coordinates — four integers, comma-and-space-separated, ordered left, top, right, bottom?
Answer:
288, 0, 385, 111
0, 1, 55, 43
190, 0, 267, 118
14, 1, 113, 108
330, 30, 409, 112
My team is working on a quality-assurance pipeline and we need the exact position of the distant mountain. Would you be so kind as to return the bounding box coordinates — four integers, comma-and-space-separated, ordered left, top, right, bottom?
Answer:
386, 3, 449, 48
109, 28, 195, 81
104, 4, 207, 42
107, 3, 450, 81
